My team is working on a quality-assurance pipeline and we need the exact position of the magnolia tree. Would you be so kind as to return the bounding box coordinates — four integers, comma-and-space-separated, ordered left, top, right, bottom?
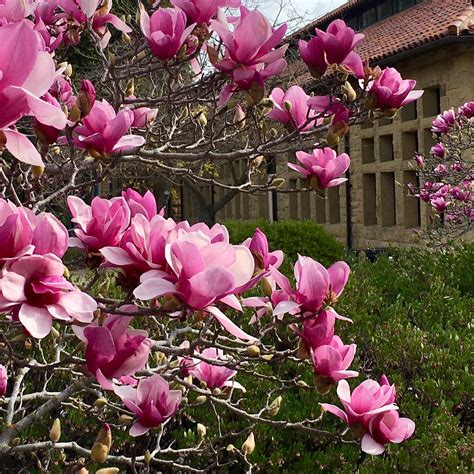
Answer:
410, 103, 473, 243
0, 0, 421, 471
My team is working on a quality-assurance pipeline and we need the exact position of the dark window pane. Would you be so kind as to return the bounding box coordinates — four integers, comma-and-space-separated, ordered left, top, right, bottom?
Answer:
361, 8, 377, 27
398, 0, 415, 11
377, 0, 392, 19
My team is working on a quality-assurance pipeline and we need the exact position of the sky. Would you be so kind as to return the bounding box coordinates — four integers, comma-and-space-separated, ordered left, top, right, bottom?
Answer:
256, 0, 348, 30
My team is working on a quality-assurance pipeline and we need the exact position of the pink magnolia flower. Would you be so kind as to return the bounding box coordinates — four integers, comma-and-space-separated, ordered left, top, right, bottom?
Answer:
431, 196, 448, 212
134, 232, 255, 340
434, 164, 448, 176
76, 311, 153, 390
101, 213, 176, 286
211, 7, 288, 78
311, 335, 358, 388
458, 101, 474, 118
71, 99, 145, 155
0, 365, 7, 397
242, 228, 283, 274
122, 188, 158, 219
114, 374, 182, 436
289, 148, 350, 189
0, 21, 67, 166
0, 0, 34, 22
271, 257, 351, 320
171, 0, 240, 24
34, 93, 63, 145
299, 19, 365, 78
431, 109, 456, 133
414, 154, 424, 168
50, 76, 76, 108
59, 0, 132, 48
307, 96, 351, 140
140, 5, 196, 60
299, 309, 335, 353
130, 105, 157, 129
186, 347, 245, 391
368, 67, 423, 111
68, 195, 131, 253
363, 410, 416, 455
321, 376, 414, 455
266, 86, 317, 131
0, 199, 68, 263
0, 254, 96, 338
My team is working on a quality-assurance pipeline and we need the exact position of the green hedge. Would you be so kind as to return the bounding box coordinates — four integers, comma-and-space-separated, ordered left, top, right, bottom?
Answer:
232, 244, 473, 472
224, 219, 345, 274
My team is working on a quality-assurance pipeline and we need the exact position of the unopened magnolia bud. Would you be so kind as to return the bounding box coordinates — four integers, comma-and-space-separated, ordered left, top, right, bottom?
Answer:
383, 108, 398, 118
271, 178, 285, 188
246, 345, 260, 357
283, 100, 292, 112
50, 146, 61, 155
154, 351, 166, 365
364, 94, 377, 110
24, 338, 32, 350
227, 99, 238, 110
108, 52, 116, 66
96, 469, 119, 474
122, 32, 132, 44
251, 155, 264, 169
233, 105, 246, 129
10, 437, 20, 447
194, 395, 207, 405
213, 388, 221, 396
65, 64, 73, 78
136, 50, 147, 61
94, 398, 108, 408
261, 354, 274, 361
197, 112, 207, 127
261, 277, 273, 297
144, 449, 152, 465
296, 380, 310, 388
76, 468, 88, 474
49, 418, 61, 442
313, 373, 332, 394
126, 79, 135, 97
118, 414, 133, 425
267, 395, 282, 417
341, 81, 357, 102
309, 175, 319, 191
326, 132, 341, 147
90, 423, 112, 463
50, 326, 60, 341
297, 338, 311, 360
260, 98, 274, 108
226, 444, 235, 452
184, 375, 193, 385
196, 423, 207, 438
242, 432, 255, 456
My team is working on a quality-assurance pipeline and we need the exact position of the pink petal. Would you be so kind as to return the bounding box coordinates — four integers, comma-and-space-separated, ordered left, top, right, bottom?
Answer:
19, 304, 53, 339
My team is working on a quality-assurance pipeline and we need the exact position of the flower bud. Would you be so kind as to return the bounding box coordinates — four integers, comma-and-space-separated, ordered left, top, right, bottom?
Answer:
271, 178, 285, 188
90, 423, 112, 463
267, 395, 282, 417
226, 444, 235, 452
233, 104, 246, 129
242, 432, 255, 456
49, 418, 61, 443
341, 81, 357, 102
76, 468, 88, 474
94, 398, 108, 408
118, 414, 133, 425
32, 165, 45, 178
227, 99, 238, 110
261, 354, 274, 361
194, 395, 207, 405
10, 437, 20, 447
326, 132, 341, 147
197, 112, 207, 127
313, 373, 332, 394
144, 449, 152, 465
383, 108, 398, 118
259, 98, 274, 108
96, 469, 119, 474
126, 79, 135, 97
122, 32, 132, 44
50, 326, 60, 342
296, 380, 310, 388
197, 423, 207, 438
309, 175, 319, 191
283, 100, 292, 112
246, 345, 260, 357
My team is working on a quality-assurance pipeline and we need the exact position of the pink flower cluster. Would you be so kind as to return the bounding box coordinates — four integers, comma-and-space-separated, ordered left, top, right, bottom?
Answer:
0, 198, 96, 338
322, 376, 415, 455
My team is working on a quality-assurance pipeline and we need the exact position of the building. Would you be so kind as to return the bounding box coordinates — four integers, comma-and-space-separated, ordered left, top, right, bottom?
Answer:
182, 0, 474, 249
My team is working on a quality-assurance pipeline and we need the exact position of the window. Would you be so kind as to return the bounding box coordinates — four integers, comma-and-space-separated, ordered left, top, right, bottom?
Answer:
401, 101, 417, 121
315, 189, 326, 223
403, 171, 421, 227
422, 86, 441, 117
402, 132, 418, 160
242, 193, 250, 219
377, 0, 393, 19
423, 129, 436, 155
363, 174, 377, 225
379, 135, 394, 162
397, 0, 416, 10
381, 172, 396, 226
301, 182, 311, 219
362, 138, 375, 164
361, 7, 377, 27
328, 187, 341, 224
378, 117, 392, 127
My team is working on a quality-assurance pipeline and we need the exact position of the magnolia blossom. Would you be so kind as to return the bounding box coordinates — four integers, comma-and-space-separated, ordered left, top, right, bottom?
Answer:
0, 365, 7, 397
130, 105, 158, 129
68, 195, 131, 253
76, 311, 153, 390
431, 109, 456, 133
266, 86, 317, 131
431, 143, 446, 158
368, 67, 423, 111
289, 148, 350, 190
0, 21, 67, 166
299, 309, 335, 355
311, 336, 358, 389
271, 257, 351, 320
71, 99, 145, 155
122, 188, 158, 219
114, 374, 182, 436
139, 5, 196, 60
172, 0, 240, 24
243, 228, 283, 274
299, 19, 365, 78
134, 231, 255, 340
321, 377, 414, 455
431, 196, 448, 212
210, 7, 287, 92
0, 254, 96, 338
0, 199, 68, 263
186, 347, 245, 391
59, 0, 132, 48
